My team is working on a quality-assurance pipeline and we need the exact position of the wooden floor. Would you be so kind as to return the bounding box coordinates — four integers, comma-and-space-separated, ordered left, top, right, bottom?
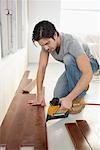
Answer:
0, 64, 100, 150
0, 71, 48, 150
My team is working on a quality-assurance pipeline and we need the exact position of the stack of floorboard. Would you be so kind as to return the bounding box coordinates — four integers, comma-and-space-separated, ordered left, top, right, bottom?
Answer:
0, 71, 48, 150
65, 120, 100, 150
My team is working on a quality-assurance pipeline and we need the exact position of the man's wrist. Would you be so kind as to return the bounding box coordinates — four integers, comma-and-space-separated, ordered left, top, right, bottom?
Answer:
37, 91, 42, 95
65, 95, 74, 102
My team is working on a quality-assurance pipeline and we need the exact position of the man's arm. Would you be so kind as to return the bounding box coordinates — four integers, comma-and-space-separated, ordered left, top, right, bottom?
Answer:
60, 54, 93, 109
37, 49, 49, 104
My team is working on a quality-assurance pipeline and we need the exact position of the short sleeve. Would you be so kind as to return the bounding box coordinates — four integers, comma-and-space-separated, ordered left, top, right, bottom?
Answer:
68, 39, 86, 58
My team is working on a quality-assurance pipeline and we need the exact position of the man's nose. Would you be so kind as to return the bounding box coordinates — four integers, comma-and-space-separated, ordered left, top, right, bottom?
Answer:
44, 45, 49, 51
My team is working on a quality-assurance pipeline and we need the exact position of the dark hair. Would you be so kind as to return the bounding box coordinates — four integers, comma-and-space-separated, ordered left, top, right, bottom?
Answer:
32, 20, 59, 42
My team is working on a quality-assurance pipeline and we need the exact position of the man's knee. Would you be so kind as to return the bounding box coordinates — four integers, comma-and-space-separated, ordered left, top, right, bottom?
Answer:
53, 86, 68, 99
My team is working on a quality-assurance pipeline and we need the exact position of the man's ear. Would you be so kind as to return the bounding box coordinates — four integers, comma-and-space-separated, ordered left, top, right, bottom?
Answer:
53, 32, 57, 40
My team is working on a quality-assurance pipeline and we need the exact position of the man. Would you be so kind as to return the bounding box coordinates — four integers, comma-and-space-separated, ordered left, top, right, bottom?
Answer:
31, 20, 99, 113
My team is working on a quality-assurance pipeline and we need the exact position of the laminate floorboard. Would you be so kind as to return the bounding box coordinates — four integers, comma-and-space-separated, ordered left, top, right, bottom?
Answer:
0, 71, 48, 150
65, 123, 91, 150
76, 120, 100, 150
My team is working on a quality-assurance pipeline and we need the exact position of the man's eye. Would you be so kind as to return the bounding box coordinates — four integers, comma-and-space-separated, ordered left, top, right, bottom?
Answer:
47, 41, 50, 45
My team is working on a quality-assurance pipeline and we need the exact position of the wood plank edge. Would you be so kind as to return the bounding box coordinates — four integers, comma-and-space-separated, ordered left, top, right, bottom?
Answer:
65, 123, 91, 150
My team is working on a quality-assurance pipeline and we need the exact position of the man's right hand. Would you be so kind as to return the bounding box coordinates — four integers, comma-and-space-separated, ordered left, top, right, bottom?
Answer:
37, 91, 46, 106
27, 91, 46, 106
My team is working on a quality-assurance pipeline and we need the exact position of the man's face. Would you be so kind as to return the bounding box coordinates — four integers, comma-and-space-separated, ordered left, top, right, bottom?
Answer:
38, 33, 58, 53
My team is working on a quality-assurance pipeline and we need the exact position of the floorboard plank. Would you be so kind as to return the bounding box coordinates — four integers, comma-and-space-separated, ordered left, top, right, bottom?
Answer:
0, 94, 24, 144
22, 79, 36, 93
21, 103, 48, 150
76, 120, 100, 150
16, 71, 32, 93
65, 123, 91, 150
0, 71, 48, 150
0, 94, 36, 150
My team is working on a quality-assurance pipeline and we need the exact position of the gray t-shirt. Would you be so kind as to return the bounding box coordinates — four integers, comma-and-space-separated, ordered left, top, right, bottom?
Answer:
43, 33, 94, 62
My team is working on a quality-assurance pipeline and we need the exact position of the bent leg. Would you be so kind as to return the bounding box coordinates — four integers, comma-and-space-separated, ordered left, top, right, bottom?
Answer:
53, 71, 69, 98
54, 54, 99, 99
63, 54, 99, 99
63, 54, 86, 99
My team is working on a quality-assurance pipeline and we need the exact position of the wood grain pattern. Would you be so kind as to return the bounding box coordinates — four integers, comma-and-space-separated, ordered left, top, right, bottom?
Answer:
22, 79, 37, 93
0, 71, 48, 150
21, 104, 48, 150
16, 71, 32, 93
65, 123, 91, 150
76, 120, 100, 150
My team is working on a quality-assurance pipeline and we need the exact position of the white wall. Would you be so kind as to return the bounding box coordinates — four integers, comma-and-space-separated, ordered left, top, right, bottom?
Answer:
0, 31, 1, 59
0, 1, 28, 125
0, 49, 27, 125
28, 0, 61, 63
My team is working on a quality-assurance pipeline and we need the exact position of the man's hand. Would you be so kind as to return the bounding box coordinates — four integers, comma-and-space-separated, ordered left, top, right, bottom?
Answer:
37, 92, 46, 106
59, 97, 72, 110
27, 91, 45, 106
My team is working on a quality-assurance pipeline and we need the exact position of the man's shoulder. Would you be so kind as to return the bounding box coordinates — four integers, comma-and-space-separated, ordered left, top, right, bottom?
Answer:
60, 32, 74, 41
60, 33, 74, 50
